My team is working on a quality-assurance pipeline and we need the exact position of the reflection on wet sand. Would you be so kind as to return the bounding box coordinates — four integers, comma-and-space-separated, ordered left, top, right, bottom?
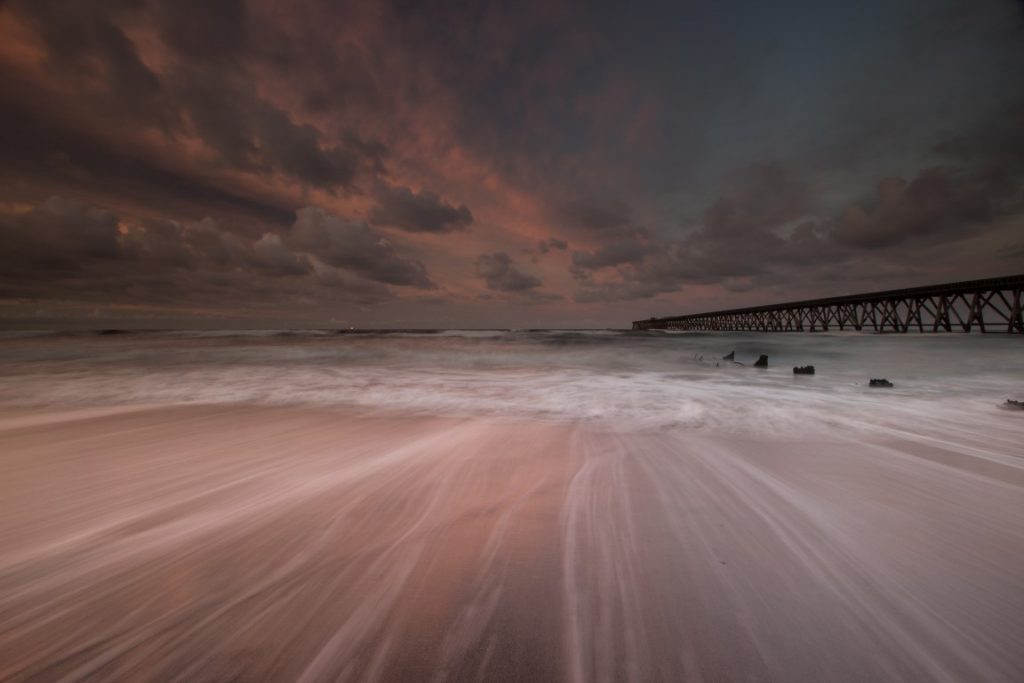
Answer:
1, 406, 1022, 681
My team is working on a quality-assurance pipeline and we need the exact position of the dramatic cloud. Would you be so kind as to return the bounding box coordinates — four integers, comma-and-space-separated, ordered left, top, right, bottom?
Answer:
572, 280, 670, 304
0, 0, 1021, 326
570, 164, 847, 302
369, 184, 473, 233
702, 164, 809, 241
570, 146, 1024, 304
537, 237, 568, 254
1, 0, 384, 212
0, 197, 122, 273
12, 1, 171, 125
0, 197, 434, 323
250, 233, 312, 276
168, 69, 371, 189
829, 127, 1024, 249
120, 219, 194, 269
476, 253, 542, 292
556, 198, 632, 234
571, 239, 656, 277
157, 0, 250, 64
287, 207, 435, 288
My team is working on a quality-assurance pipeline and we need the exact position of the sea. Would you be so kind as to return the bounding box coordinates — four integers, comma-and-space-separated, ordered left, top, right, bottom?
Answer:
1, 328, 1021, 448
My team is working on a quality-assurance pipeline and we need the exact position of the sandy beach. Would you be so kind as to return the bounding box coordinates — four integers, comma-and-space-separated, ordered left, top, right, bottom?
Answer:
1, 403, 1022, 682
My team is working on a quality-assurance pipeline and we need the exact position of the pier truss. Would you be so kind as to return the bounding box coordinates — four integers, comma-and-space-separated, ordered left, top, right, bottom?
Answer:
632, 274, 1024, 333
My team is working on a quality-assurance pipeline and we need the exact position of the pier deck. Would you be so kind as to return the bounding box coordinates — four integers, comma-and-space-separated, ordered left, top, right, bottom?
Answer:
632, 274, 1024, 333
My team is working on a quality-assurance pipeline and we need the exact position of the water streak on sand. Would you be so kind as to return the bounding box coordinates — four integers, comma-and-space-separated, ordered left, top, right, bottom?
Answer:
0, 331, 1022, 680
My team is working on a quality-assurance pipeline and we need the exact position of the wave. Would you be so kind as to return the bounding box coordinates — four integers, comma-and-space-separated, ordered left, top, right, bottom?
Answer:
0, 331, 1021, 451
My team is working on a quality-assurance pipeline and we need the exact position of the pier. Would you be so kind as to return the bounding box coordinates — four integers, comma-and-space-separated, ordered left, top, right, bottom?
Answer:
632, 274, 1024, 333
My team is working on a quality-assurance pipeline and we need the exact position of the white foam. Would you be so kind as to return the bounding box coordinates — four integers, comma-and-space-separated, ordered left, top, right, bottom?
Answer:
0, 331, 1021, 448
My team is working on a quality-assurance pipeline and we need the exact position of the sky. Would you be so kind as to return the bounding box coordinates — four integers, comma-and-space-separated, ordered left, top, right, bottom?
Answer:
0, 0, 1022, 329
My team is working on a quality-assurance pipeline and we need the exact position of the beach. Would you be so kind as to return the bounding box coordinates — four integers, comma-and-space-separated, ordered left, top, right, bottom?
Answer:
0, 330, 1023, 681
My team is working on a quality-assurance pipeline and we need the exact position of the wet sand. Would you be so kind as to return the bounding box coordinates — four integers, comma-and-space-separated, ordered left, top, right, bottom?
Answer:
1, 406, 1022, 681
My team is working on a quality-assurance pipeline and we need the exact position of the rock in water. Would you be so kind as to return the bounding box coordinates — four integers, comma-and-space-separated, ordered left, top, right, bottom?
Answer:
869, 378, 894, 388
722, 351, 735, 361
793, 365, 815, 375
753, 354, 768, 368
1005, 399, 1024, 410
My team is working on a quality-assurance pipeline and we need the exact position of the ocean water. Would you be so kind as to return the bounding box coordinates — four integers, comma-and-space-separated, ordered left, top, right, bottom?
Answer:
1, 328, 1021, 449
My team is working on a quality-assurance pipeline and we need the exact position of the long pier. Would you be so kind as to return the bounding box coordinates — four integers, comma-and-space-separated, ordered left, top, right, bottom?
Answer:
632, 274, 1024, 333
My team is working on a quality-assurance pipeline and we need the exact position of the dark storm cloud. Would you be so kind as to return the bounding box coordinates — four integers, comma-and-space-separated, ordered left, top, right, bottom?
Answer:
572, 280, 669, 304
0, 77, 296, 229
120, 218, 194, 268
164, 66, 371, 189
0, 197, 317, 281
0, 197, 422, 290
10, 0, 170, 125
0, 197, 417, 315
933, 109, 1024, 177
369, 184, 474, 233
169, 72, 260, 170
250, 103, 362, 188
654, 163, 828, 280
569, 163, 822, 300
570, 163, 844, 303
536, 237, 568, 254
157, 0, 250, 63
830, 170, 992, 249
571, 125, 1024, 303
701, 164, 809, 241
556, 198, 632, 233
1, 0, 1023, 325
1, 0, 385, 225
475, 253, 542, 292
287, 208, 435, 288
152, 0, 386, 191
250, 233, 312, 276
0, 190, 443, 327
830, 114, 1024, 249
570, 239, 656, 277
0, 197, 122, 273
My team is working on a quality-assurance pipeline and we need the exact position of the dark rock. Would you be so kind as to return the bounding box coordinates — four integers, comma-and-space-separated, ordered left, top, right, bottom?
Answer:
753, 354, 768, 368
793, 365, 815, 375
722, 351, 735, 361
869, 379, 894, 388
1005, 399, 1024, 410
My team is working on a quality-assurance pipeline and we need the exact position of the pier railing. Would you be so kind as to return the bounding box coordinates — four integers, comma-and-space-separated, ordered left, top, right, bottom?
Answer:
632, 274, 1024, 333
